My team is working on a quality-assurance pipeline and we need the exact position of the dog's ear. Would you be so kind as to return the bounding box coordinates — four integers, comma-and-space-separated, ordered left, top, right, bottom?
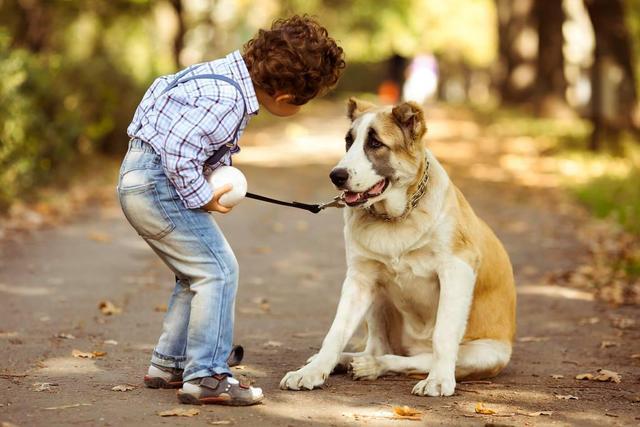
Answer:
347, 97, 377, 121
391, 102, 426, 142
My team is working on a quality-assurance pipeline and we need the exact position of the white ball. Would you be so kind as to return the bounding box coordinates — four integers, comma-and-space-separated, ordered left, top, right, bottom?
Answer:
207, 166, 247, 207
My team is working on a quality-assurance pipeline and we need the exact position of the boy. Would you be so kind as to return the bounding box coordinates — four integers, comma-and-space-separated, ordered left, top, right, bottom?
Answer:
117, 15, 345, 405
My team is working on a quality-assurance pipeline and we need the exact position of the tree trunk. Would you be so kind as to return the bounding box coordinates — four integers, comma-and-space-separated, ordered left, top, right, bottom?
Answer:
533, 0, 568, 115
169, 0, 186, 69
13, 0, 50, 52
584, 0, 639, 150
494, 0, 537, 104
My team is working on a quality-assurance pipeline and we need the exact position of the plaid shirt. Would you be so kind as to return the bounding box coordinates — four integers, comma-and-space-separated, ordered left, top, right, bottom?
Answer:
127, 50, 259, 209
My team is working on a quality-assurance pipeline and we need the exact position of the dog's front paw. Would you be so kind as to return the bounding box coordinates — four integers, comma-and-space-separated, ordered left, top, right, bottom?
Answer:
350, 355, 383, 380
280, 365, 329, 391
412, 369, 456, 397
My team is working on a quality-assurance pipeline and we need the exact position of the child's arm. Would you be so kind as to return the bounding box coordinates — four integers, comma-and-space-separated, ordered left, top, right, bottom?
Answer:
201, 184, 233, 213
161, 97, 243, 210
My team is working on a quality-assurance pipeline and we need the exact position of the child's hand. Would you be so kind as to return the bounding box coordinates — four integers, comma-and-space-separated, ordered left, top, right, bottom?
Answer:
202, 184, 234, 213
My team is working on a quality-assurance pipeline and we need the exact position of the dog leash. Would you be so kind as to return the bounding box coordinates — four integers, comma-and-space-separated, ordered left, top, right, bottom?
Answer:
245, 192, 344, 214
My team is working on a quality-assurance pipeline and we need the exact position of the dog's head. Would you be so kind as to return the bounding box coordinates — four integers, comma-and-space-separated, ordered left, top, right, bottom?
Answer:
330, 98, 427, 212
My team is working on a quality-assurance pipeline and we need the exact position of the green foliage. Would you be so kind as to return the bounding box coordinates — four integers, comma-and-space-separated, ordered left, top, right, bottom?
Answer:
573, 167, 640, 235
0, 31, 142, 210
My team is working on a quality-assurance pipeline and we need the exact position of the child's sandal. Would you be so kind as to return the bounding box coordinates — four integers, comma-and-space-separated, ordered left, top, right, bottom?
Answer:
177, 374, 263, 406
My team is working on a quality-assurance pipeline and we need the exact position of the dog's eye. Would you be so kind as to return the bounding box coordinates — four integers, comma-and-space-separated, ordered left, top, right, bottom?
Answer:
345, 134, 354, 151
367, 138, 384, 149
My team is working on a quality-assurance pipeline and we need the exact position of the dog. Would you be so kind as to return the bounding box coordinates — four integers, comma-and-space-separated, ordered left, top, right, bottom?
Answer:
279, 98, 516, 396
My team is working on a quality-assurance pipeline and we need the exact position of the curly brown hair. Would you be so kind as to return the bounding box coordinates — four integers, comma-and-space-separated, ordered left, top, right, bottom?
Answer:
243, 15, 346, 105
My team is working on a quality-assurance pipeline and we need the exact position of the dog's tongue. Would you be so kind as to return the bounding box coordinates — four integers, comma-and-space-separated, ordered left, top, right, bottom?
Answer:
343, 192, 361, 204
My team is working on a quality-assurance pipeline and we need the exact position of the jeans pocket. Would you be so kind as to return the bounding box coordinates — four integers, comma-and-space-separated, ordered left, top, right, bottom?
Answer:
118, 170, 176, 240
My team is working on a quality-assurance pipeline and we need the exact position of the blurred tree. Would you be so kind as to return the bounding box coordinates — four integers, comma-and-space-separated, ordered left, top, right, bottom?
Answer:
584, 0, 639, 150
533, 0, 569, 115
494, 0, 536, 103
168, 0, 186, 68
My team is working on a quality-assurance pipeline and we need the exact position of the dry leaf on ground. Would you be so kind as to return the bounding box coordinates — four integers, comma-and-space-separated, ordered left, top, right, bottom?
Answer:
158, 407, 199, 417
111, 384, 135, 392
555, 394, 579, 400
593, 369, 621, 383
44, 403, 92, 410
517, 411, 553, 417
98, 300, 121, 315
208, 421, 233, 425
154, 304, 168, 312
611, 316, 635, 329
32, 382, 57, 392
393, 406, 423, 420
575, 373, 594, 380
55, 333, 75, 340
576, 369, 621, 383
475, 402, 496, 415
71, 349, 106, 359
104, 339, 118, 345
518, 336, 549, 343
600, 341, 619, 349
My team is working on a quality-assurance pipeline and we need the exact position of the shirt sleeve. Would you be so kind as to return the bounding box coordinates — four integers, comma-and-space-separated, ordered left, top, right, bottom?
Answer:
161, 96, 243, 209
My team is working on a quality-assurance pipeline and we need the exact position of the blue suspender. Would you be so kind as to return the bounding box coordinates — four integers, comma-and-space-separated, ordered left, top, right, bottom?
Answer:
158, 69, 248, 165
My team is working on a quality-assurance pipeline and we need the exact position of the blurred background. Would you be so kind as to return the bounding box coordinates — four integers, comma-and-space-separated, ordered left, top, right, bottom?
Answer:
0, 0, 639, 237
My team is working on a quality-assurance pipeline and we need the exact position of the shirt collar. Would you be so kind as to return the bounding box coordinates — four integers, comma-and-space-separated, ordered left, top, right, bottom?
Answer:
226, 50, 260, 116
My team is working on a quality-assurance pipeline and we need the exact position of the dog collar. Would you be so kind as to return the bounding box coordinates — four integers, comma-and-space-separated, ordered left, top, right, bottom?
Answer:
365, 159, 430, 222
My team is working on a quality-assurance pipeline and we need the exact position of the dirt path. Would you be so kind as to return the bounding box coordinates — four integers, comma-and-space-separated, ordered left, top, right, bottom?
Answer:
1, 103, 639, 426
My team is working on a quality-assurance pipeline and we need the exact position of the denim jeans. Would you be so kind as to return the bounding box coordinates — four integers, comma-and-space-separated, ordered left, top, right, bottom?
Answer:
117, 138, 238, 381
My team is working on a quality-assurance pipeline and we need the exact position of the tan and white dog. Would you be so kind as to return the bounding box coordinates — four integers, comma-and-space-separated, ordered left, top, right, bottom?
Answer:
280, 99, 516, 397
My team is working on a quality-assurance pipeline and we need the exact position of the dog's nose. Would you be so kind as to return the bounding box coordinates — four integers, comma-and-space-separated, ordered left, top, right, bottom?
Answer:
329, 168, 349, 187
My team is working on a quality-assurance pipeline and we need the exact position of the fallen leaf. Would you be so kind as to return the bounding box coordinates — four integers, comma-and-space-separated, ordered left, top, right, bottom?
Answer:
600, 341, 619, 349
154, 304, 168, 312
393, 406, 423, 421
88, 231, 112, 243
555, 394, 579, 400
44, 403, 92, 410
98, 300, 121, 315
71, 349, 106, 359
517, 411, 553, 417
32, 382, 58, 392
551, 374, 564, 379
593, 369, 621, 383
579, 317, 600, 325
575, 373, 594, 380
55, 333, 76, 340
208, 420, 233, 425
158, 407, 200, 417
104, 339, 118, 346
111, 384, 135, 392
611, 316, 635, 329
475, 402, 496, 415
252, 297, 270, 313
292, 331, 323, 338
517, 336, 549, 343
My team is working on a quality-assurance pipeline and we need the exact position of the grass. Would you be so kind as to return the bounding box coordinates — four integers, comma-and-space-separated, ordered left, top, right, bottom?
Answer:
469, 103, 640, 236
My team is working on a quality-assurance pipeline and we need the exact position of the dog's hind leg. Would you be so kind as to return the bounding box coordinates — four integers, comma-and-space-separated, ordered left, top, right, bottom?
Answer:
351, 339, 511, 382
454, 339, 512, 380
